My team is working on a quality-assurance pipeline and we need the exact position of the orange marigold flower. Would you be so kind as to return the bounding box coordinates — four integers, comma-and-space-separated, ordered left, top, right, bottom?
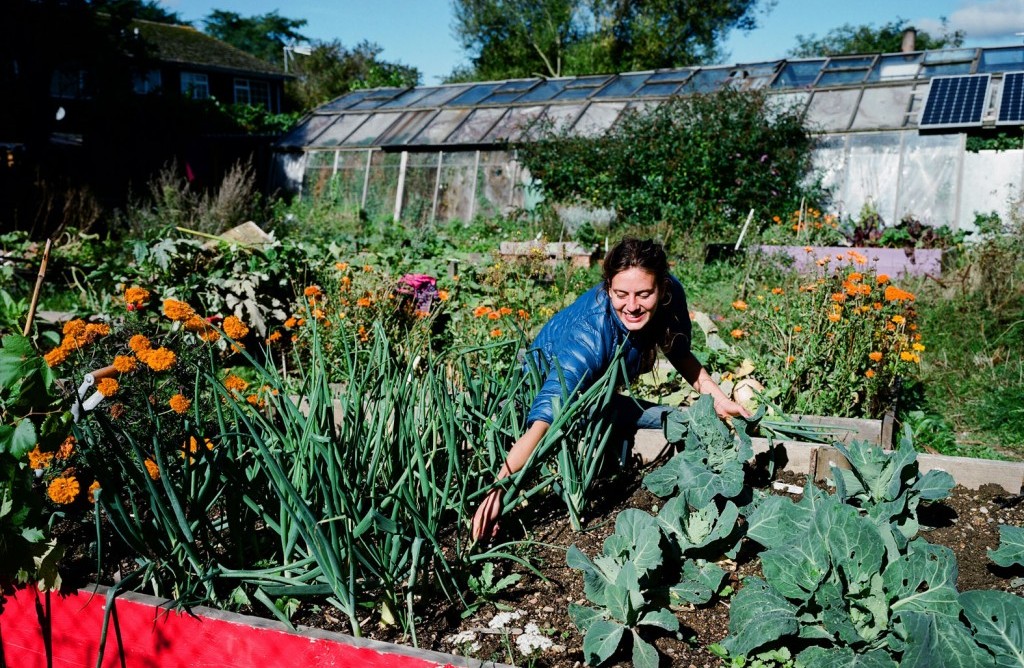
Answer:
312, 308, 326, 320
876, 274, 890, 285
868, 351, 883, 362
912, 343, 926, 352
284, 317, 298, 329
28, 446, 54, 470
88, 480, 101, 503
846, 272, 863, 283
63, 319, 86, 338
128, 334, 151, 353
357, 325, 369, 342
357, 297, 372, 308
223, 315, 249, 340
900, 351, 920, 363
246, 394, 265, 407
730, 329, 745, 339
489, 328, 503, 338
169, 394, 191, 414
58, 435, 75, 459
771, 287, 784, 295
831, 292, 847, 304
113, 355, 137, 373
891, 315, 906, 325
872, 302, 883, 310
363, 265, 372, 273
438, 290, 449, 301
48, 476, 80, 505
163, 299, 195, 322
97, 377, 119, 397
865, 369, 876, 379
304, 285, 323, 299
886, 322, 896, 332
223, 374, 248, 392
517, 309, 530, 320
144, 458, 160, 480
487, 311, 501, 320
827, 313, 842, 322
786, 355, 796, 365
266, 331, 282, 344
124, 286, 150, 308
799, 283, 817, 292
731, 300, 748, 311
772, 215, 781, 223
473, 305, 492, 318
499, 306, 513, 316
44, 345, 70, 367
848, 250, 868, 266
803, 246, 814, 253
793, 325, 803, 333
335, 262, 349, 271
139, 347, 176, 372
884, 285, 915, 302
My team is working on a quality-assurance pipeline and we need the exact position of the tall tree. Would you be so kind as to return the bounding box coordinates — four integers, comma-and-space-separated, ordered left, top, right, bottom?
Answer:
287, 40, 421, 110
789, 18, 964, 57
90, 0, 187, 24
202, 10, 308, 65
451, 0, 766, 81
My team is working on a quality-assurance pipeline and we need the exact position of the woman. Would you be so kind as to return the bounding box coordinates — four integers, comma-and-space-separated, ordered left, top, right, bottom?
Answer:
472, 238, 751, 541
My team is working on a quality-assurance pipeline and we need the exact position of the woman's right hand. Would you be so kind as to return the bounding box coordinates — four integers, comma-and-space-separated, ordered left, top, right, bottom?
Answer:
472, 488, 503, 542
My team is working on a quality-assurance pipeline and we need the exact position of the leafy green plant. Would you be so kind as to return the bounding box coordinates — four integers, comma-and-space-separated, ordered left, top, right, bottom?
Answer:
462, 562, 522, 618
988, 525, 1024, 569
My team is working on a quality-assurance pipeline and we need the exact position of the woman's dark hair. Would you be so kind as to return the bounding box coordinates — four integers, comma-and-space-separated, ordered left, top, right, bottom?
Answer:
602, 237, 670, 296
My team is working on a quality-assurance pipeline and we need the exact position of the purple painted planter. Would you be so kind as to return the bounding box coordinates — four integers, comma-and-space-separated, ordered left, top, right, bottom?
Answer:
753, 245, 947, 277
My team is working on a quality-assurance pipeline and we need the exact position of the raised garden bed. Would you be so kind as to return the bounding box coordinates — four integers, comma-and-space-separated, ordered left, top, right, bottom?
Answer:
753, 244, 950, 277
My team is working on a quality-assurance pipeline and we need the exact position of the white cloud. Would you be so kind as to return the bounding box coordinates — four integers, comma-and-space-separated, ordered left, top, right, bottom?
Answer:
945, 0, 1024, 40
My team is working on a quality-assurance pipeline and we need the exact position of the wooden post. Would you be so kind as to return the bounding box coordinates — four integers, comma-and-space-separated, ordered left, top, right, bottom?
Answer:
22, 239, 52, 337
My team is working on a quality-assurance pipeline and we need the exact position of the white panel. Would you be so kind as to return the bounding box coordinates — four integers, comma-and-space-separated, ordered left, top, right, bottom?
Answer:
844, 133, 902, 225
898, 134, 961, 227
958, 149, 1024, 234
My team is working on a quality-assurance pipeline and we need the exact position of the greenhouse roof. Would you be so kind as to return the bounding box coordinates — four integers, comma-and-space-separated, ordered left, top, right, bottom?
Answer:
279, 45, 1024, 150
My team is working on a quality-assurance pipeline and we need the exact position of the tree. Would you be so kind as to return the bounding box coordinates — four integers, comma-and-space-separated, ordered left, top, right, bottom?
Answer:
286, 40, 421, 110
451, 0, 766, 81
90, 0, 186, 24
789, 18, 964, 58
202, 10, 308, 65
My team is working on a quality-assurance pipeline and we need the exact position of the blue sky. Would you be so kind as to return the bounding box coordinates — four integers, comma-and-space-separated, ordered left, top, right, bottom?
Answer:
159, 0, 1024, 84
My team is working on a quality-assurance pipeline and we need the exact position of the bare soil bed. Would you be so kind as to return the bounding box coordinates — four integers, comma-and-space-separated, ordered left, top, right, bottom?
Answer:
52, 465, 1024, 668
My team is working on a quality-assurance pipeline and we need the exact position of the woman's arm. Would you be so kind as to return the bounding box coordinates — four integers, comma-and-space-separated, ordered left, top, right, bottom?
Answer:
674, 351, 753, 419
471, 420, 551, 542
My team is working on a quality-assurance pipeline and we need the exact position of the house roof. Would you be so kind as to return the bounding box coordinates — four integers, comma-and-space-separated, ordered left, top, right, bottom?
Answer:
132, 19, 287, 79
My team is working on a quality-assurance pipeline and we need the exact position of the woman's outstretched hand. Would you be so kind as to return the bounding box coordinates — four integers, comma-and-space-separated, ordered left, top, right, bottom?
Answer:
713, 396, 754, 420
472, 487, 503, 543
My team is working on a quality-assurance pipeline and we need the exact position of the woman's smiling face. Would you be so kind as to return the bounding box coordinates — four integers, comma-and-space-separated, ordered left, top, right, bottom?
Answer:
608, 267, 660, 332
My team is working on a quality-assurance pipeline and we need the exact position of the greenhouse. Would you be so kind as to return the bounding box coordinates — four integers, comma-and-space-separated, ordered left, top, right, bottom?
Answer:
274, 45, 1024, 232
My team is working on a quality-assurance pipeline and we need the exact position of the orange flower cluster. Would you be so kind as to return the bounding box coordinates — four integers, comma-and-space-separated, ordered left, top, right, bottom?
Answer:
47, 476, 80, 505
163, 299, 196, 322
169, 393, 191, 414
144, 459, 160, 480
884, 285, 916, 302
223, 374, 249, 393
184, 315, 220, 342
113, 355, 137, 373
28, 446, 54, 470
96, 377, 119, 397
44, 319, 112, 367
124, 286, 151, 310
223, 315, 249, 340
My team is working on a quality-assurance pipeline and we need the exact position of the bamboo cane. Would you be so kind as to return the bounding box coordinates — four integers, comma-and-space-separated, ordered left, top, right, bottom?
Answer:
22, 238, 52, 337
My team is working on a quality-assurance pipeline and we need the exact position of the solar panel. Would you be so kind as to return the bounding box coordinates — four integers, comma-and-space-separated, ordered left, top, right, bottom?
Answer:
919, 74, 990, 129
997, 72, 1024, 125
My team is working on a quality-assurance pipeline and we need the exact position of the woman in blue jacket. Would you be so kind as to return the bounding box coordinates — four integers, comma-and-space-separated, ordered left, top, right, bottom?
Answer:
472, 237, 751, 541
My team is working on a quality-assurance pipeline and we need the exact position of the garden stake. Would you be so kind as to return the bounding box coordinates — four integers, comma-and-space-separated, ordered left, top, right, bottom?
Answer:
22, 238, 52, 336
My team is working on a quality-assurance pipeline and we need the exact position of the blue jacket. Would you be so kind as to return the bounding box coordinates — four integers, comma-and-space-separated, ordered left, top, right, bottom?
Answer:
525, 276, 692, 426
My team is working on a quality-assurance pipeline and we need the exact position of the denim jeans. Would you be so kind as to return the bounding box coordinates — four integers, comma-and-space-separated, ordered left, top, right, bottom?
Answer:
605, 393, 687, 466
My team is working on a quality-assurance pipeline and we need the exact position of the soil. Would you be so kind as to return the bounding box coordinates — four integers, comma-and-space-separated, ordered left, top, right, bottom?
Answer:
51, 465, 1024, 668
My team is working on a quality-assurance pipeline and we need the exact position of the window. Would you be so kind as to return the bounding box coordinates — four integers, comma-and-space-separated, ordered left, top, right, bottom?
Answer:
50, 66, 90, 99
234, 78, 271, 109
133, 69, 162, 95
181, 72, 209, 100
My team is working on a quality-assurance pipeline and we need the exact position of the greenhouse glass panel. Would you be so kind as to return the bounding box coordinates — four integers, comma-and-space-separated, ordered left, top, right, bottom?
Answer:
445, 107, 506, 144
480, 91, 528, 105
845, 133, 901, 226
410, 85, 473, 108
379, 87, 440, 109
376, 110, 437, 146
869, 54, 922, 82
363, 151, 402, 221
924, 49, 978, 64
309, 114, 370, 147
483, 106, 545, 143
278, 114, 335, 148
646, 69, 693, 83
816, 69, 869, 86
350, 88, 407, 109
824, 56, 876, 69
636, 82, 681, 97
497, 79, 541, 92
415, 109, 473, 144
477, 151, 520, 218
905, 82, 932, 126
681, 67, 731, 93
401, 152, 441, 226
810, 135, 848, 212
850, 86, 913, 130
978, 47, 1024, 73
771, 60, 825, 89
766, 91, 810, 120
573, 102, 626, 136
805, 89, 860, 132
301, 150, 335, 198
897, 133, 960, 227
342, 112, 403, 145
436, 151, 477, 222
567, 75, 611, 88
517, 80, 571, 103
537, 104, 583, 135
920, 61, 973, 78
553, 87, 599, 101
594, 73, 650, 98
449, 83, 502, 106
958, 149, 1022, 233
318, 90, 372, 113
304, 150, 369, 211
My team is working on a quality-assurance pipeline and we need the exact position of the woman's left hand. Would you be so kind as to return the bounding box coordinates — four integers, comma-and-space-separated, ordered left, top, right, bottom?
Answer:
713, 396, 753, 420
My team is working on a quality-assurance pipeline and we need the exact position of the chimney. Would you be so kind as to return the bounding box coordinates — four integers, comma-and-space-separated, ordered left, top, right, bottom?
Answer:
901, 28, 917, 53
